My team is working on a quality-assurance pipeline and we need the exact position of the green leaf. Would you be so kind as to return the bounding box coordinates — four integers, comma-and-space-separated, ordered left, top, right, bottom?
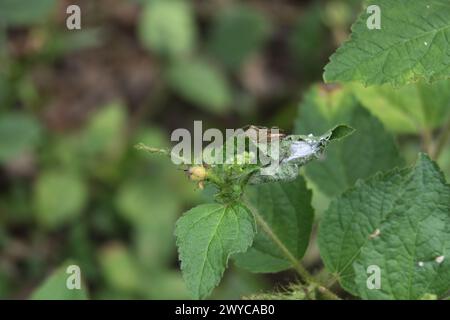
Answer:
138, 0, 196, 58
295, 85, 403, 197
319, 154, 450, 299
31, 262, 88, 300
0, 0, 55, 26
0, 112, 42, 163
77, 102, 127, 179
328, 125, 355, 141
81, 101, 127, 157
208, 5, 271, 69
351, 80, 450, 133
98, 244, 141, 293
175, 203, 256, 299
233, 176, 314, 273
33, 171, 87, 228
168, 60, 232, 114
324, 0, 450, 86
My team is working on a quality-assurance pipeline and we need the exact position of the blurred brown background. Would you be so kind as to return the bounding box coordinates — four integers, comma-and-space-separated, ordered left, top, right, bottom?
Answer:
0, 0, 364, 299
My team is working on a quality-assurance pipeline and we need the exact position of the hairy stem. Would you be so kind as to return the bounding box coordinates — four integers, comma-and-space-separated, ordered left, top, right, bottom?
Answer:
243, 195, 341, 300
135, 143, 188, 165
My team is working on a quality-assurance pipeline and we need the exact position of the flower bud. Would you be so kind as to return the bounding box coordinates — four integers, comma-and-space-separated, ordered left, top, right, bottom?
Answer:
188, 166, 207, 181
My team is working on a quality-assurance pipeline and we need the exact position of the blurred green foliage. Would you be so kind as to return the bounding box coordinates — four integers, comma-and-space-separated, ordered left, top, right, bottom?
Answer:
31, 262, 88, 300
0, 0, 56, 26
295, 85, 403, 197
207, 5, 271, 69
33, 170, 87, 228
0, 0, 449, 300
139, 0, 196, 58
168, 59, 232, 113
0, 112, 42, 162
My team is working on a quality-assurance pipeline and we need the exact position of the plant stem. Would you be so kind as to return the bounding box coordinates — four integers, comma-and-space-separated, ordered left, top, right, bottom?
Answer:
432, 116, 450, 159
135, 143, 188, 165
205, 170, 223, 186
243, 195, 341, 300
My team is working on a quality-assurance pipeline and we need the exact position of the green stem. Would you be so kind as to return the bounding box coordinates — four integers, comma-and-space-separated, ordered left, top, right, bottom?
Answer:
243, 195, 341, 300
205, 170, 223, 186
135, 143, 169, 156
135, 143, 188, 165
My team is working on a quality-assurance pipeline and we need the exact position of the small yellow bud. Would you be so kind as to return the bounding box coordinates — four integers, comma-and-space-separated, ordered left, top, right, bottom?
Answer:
188, 166, 207, 181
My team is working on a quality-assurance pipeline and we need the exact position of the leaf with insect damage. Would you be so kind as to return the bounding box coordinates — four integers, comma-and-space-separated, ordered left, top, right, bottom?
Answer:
248, 125, 354, 185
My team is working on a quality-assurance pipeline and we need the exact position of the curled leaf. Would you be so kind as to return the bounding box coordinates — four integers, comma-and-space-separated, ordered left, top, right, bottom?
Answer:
249, 125, 354, 184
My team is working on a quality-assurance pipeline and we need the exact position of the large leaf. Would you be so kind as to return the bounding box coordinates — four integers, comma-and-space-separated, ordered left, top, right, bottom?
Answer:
175, 203, 256, 299
295, 85, 403, 197
31, 262, 88, 300
168, 60, 232, 114
138, 0, 196, 58
233, 176, 314, 273
351, 80, 450, 133
324, 0, 450, 86
319, 154, 450, 299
